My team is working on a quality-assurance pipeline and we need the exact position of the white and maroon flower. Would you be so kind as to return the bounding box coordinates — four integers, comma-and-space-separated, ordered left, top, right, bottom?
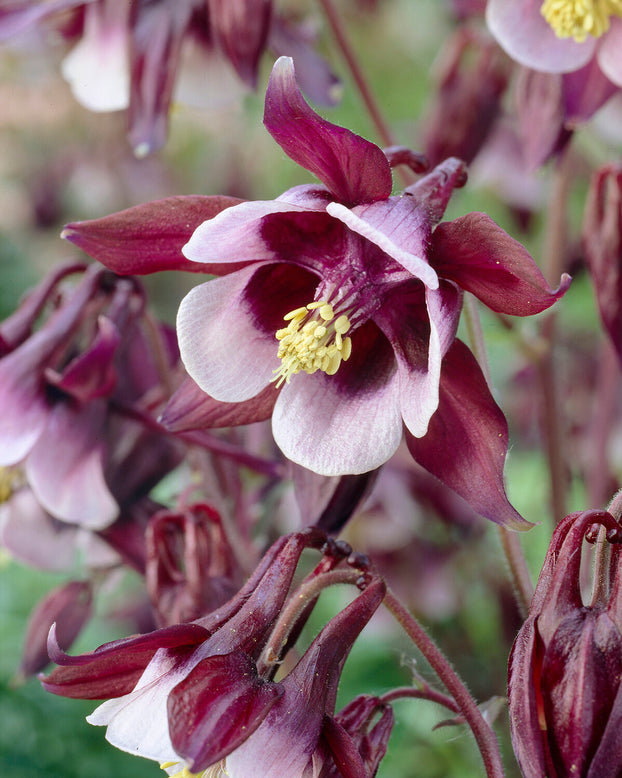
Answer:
43, 531, 388, 777
486, 0, 622, 85
62, 56, 569, 529
171, 57, 568, 528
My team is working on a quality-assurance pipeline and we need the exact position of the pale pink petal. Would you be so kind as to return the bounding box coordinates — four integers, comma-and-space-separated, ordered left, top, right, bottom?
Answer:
597, 19, 622, 87
86, 648, 191, 763
61, 1, 130, 112
0, 490, 77, 571
0, 364, 48, 466
376, 282, 462, 439
177, 267, 281, 403
26, 402, 118, 529
272, 322, 402, 475
486, 0, 595, 73
182, 200, 313, 264
326, 201, 439, 289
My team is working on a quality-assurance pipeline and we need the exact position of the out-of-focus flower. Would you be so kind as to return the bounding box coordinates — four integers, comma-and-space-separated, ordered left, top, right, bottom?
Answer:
0, 0, 339, 155
145, 501, 242, 627
508, 508, 622, 777
582, 162, 622, 366
422, 27, 510, 167
486, 0, 622, 86
62, 56, 570, 529
0, 263, 182, 536
18, 580, 93, 678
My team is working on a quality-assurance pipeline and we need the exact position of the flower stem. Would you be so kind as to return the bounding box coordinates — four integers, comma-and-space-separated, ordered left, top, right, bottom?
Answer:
383, 587, 506, 778
462, 293, 534, 617
380, 685, 460, 714
258, 568, 363, 672
317, 0, 394, 147
538, 146, 573, 523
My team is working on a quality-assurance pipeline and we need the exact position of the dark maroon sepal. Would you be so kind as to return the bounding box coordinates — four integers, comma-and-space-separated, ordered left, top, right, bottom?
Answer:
430, 212, 571, 315
168, 650, 283, 771
264, 57, 393, 206
41, 622, 209, 699
61, 196, 243, 275
406, 339, 531, 530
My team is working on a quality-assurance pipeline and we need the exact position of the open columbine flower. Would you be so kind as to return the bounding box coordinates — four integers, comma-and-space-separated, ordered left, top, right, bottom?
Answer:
486, 0, 622, 86
172, 56, 568, 526
62, 56, 569, 529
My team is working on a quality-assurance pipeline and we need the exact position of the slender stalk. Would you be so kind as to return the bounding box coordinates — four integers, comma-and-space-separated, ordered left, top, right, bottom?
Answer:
538, 147, 573, 522
384, 588, 506, 778
317, 0, 394, 148
257, 568, 362, 672
462, 294, 534, 616
380, 685, 460, 715
586, 338, 619, 508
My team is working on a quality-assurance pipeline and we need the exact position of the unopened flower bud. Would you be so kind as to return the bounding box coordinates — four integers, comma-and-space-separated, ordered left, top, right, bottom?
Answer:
509, 509, 622, 777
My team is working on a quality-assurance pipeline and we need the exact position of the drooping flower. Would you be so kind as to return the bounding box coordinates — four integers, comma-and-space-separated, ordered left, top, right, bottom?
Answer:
0, 263, 182, 533
62, 56, 569, 529
582, 162, 622, 366
42, 532, 316, 764
486, 0, 622, 85
42, 530, 386, 775
508, 509, 622, 777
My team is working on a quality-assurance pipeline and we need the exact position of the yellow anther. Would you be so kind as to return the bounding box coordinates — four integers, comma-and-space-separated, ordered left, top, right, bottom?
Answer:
0, 466, 23, 504
272, 300, 353, 386
318, 303, 334, 320
541, 0, 622, 41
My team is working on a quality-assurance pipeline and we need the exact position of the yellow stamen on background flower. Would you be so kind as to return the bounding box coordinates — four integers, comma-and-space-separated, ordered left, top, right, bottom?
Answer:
0, 466, 24, 504
541, 0, 622, 41
272, 300, 353, 387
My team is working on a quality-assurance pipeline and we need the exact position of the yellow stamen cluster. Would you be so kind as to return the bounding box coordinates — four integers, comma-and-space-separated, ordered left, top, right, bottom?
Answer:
541, 0, 622, 41
272, 300, 352, 387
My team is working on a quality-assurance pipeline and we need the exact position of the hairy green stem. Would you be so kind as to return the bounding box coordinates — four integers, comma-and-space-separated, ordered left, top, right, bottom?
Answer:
384, 588, 506, 778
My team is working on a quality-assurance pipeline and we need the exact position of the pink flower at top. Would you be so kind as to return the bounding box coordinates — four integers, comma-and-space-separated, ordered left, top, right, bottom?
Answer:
486, 0, 622, 86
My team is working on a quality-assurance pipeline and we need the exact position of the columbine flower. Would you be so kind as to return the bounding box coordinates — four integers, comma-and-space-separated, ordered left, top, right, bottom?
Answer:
508, 509, 622, 777
62, 56, 569, 528
42, 530, 385, 775
0, 0, 339, 155
42, 532, 321, 769
486, 0, 622, 85
0, 263, 182, 532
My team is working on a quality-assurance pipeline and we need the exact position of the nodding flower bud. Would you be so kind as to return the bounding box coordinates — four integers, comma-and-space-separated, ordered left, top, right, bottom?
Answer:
145, 502, 242, 627
422, 27, 509, 168
508, 509, 622, 778
582, 163, 622, 367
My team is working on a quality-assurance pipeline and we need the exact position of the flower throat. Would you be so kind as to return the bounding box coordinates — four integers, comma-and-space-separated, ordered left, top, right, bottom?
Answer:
541, 0, 622, 41
272, 300, 352, 387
